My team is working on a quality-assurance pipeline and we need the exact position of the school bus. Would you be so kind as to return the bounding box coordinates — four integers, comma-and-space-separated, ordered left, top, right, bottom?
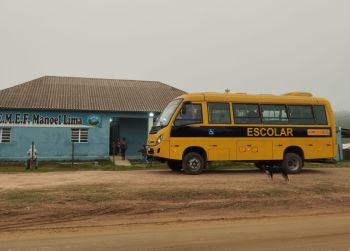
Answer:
147, 92, 336, 174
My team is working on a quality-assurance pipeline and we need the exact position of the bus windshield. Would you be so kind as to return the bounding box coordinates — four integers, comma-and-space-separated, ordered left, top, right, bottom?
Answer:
154, 99, 182, 127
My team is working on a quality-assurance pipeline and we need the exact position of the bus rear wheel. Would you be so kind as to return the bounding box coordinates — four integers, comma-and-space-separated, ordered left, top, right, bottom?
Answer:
167, 160, 182, 171
282, 152, 303, 174
182, 152, 204, 175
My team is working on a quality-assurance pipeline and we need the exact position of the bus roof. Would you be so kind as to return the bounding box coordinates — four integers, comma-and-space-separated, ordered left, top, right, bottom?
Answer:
177, 92, 329, 105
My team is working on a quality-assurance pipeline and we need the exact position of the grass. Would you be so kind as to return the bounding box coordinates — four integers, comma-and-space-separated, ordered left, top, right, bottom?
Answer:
0, 160, 349, 173
0, 186, 249, 204
2, 181, 348, 206
0, 160, 167, 173
208, 161, 256, 170
304, 161, 350, 168
0, 189, 54, 204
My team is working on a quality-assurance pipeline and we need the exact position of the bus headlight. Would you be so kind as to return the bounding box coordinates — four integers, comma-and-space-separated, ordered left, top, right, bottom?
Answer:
156, 134, 163, 145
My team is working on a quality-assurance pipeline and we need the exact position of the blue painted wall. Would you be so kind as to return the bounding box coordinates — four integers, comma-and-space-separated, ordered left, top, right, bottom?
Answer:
119, 117, 149, 159
0, 109, 151, 161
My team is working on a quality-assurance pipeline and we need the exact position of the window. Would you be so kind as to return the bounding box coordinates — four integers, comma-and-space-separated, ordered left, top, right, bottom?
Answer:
71, 128, 89, 143
208, 103, 231, 124
313, 105, 328, 125
233, 104, 261, 124
288, 105, 315, 124
154, 99, 182, 127
0, 128, 11, 143
174, 103, 202, 126
261, 105, 288, 124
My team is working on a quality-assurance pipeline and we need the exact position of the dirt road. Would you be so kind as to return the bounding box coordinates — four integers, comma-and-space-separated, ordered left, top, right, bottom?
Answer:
0, 167, 349, 250
0, 214, 349, 251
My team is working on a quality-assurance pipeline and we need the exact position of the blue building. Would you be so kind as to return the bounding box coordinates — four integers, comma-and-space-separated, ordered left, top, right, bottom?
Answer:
0, 76, 184, 161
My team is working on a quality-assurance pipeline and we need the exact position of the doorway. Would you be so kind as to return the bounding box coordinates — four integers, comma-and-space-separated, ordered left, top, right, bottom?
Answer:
109, 118, 120, 155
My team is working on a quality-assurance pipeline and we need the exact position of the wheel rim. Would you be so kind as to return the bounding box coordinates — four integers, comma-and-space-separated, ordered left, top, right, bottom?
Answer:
287, 158, 300, 171
187, 157, 201, 171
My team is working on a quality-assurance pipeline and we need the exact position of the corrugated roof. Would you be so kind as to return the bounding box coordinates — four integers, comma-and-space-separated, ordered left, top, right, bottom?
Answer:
0, 76, 186, 112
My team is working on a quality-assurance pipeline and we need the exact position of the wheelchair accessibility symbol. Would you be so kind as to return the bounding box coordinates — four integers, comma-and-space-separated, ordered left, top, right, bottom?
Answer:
208, 128, 215, 136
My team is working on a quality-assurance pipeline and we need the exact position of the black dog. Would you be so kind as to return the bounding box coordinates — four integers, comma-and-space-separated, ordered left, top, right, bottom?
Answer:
264, 165, 289, 183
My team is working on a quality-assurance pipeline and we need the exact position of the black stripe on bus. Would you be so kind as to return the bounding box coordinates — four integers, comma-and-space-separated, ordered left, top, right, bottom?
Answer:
170, 126, 332, 138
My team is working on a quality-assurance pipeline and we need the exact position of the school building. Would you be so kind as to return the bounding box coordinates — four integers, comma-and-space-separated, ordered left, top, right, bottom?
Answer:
0, 76, 185, 161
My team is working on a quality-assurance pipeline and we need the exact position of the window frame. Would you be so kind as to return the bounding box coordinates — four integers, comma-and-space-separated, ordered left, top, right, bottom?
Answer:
260, 104, 289, 124
312, 105, 328, 125
232, 103, 262, 124
287, 105, 316, 125
71, 128, 89, 143
173, 102, 203, 127
207, 102, 232, 124
0, 128, 11, 143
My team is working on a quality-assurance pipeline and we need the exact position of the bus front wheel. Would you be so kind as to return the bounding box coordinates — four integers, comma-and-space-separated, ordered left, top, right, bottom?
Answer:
182, 152, 204, 175
167, 160, 182, 171
283, 152, 303, 174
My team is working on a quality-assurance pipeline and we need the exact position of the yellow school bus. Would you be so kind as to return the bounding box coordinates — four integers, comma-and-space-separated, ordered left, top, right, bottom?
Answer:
147, 92, 336, 174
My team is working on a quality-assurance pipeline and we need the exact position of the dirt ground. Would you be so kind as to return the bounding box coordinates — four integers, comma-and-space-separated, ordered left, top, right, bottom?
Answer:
0, 167, 349, 250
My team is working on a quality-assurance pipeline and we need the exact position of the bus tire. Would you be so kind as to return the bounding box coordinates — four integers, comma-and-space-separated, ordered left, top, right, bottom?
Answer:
167, 160, 182, 171
182, 152, 204, 175
282, 152, 303, 174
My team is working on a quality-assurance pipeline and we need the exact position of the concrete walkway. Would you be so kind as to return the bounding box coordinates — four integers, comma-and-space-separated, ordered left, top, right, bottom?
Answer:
109, 155, 132, 166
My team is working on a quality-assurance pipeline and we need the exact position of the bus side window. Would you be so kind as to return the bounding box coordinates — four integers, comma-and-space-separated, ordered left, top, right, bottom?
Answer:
313, 105, 328, 125
208, 103, 231, 124
288, 105, 315, 124
233, 104, 261, 124
174, 103, 203, 126
261, 104, 288, 124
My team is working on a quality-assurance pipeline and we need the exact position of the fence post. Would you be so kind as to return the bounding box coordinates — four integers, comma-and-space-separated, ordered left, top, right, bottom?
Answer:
112, 141, 116, 166
31, 141, 34, 170
72, 142, 75, 167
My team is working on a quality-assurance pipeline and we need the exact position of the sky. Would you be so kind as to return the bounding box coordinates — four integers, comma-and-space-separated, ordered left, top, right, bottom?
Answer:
0, 0, 349, 111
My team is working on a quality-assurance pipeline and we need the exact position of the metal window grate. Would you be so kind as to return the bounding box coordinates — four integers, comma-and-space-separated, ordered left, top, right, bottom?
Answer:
0, 128, 11, 143
71, 128, 88, 143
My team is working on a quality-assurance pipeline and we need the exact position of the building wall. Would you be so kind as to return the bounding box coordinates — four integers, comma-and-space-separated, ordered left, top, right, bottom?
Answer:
119, 118, 148, 159
0, 109, 151, 161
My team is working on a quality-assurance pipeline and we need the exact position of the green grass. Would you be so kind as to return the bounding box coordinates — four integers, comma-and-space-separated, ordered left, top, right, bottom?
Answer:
208, 161, 256, 170
1, 180, 349, 205
0, 189, 54, 203
0, 160, 167, 173
0, 159, 349, 173
0, 185, 273, 205
304, 160, 350, 168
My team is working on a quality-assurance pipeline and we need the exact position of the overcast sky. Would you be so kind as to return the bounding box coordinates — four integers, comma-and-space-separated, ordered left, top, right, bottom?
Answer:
0, 0, 349, 111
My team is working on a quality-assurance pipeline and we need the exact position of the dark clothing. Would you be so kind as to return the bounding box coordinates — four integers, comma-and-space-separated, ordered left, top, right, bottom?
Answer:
115, 140, 120, 155
121, 149, 126, 160
120, 140, 127, 160
138, 146, 148, 163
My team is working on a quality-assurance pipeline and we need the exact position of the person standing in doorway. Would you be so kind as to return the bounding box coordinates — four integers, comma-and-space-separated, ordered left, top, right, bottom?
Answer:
115, 137, 121, 155
120, 137, 128, 160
